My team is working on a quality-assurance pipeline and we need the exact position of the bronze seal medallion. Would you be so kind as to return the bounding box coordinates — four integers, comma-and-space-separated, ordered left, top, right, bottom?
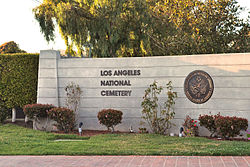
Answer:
184, 70, 214, 104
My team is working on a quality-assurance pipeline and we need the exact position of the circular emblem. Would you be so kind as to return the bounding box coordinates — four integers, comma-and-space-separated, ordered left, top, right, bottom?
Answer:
184, 70, 214, 104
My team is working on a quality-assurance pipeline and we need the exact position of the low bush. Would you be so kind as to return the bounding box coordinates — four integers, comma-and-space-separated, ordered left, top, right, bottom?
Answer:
138, 127, 148, 134
97, 109, 123, 132
183, 115, 198, 137
199, 113, 248, 138
48, 107, 76, 133
198, 114, 219, 137
215, 115, 248, 138
23, 103, 55, 119
247, 130, 250, 140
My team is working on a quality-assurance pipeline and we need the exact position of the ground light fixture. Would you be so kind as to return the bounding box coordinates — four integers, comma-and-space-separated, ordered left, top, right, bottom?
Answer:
79, 122, 83, 136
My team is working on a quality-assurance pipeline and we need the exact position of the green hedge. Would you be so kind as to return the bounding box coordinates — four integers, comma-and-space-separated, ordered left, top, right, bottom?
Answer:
0, 53, 39, 109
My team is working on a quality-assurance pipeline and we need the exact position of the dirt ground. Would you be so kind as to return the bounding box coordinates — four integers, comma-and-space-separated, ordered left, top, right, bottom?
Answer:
6, 120, 129, 137
53, 129, 130, 137
6, 120, 249, 141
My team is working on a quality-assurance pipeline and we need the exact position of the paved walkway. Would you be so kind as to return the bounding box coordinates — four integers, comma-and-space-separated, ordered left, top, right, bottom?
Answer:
0, 156, 249, 167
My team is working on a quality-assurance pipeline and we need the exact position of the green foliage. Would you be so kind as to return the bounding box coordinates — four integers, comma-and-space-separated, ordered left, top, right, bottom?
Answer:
23, 104, 55, 119
199, 113, 248, 138
215, 115, 248, 139
147, 0, 250, 55
247, 130, 250, 139
0, 53, 39, 109
34, 0, 249, 57
97, 109, 123, 132
0, 41, 26, 54
0, 100, 10, 124
0, 107, 9, 124
48, 107, 76, 133
183, 115, 199, 137
138, 127, 148, 134
33, 0, 150, 57
141, 81, 177, 135
199, 114, 219, 137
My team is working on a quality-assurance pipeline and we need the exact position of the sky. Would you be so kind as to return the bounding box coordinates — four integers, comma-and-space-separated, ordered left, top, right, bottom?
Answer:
0, 0, 249, 53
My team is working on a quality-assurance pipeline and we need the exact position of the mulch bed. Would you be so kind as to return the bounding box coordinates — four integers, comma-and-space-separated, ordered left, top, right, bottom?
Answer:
5, 120, 33, 129
53, 129, 130, 137
53, 131, 249, 141
5, 120, 129, 137
5, 120, 249, 141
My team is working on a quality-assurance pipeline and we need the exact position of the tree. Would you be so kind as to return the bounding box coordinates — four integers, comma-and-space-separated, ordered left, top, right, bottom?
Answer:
0, 41, 26, 54
33, 0, 249, 57
33, 0, 151, 57
147, 0, 250, 55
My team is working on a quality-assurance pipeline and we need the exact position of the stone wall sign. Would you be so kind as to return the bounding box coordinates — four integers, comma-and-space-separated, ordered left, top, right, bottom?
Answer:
37, 51, 250, 133
184, 70, 214, 104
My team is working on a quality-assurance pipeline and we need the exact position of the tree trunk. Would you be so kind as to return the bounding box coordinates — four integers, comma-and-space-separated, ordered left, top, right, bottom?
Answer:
11, 108, 16, 122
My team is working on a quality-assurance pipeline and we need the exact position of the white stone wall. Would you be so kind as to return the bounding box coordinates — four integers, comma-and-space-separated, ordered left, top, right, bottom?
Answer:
37, 50, 250, 135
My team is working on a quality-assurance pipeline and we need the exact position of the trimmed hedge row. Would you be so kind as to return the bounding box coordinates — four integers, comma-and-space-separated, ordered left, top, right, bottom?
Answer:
0, 53, 39, 110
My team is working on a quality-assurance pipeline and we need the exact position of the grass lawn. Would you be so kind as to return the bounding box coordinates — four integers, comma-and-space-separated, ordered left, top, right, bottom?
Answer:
0, 124, 249, 155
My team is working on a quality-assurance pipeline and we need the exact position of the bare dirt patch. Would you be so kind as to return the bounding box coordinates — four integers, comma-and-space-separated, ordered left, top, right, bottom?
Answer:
53, 129, 130, 137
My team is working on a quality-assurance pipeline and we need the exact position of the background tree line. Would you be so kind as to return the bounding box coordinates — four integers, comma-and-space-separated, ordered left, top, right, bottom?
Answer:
0, 41, 26, 54
33, 0, 249, 57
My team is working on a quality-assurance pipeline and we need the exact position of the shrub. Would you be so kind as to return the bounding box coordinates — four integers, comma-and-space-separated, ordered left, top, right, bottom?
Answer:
0, 107, 9, 124
138, 127, 148, 134
215, 115, 248, 138
97, 109, 123, 132
0, 53, 39, 109
141, 81, 177, 135
247, 130, 250, 140
48, 107, 76, 133
198, 114, 219, 137
23, 104, 55, 119
183, 115, 198, 137
199, 113, 248, 138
